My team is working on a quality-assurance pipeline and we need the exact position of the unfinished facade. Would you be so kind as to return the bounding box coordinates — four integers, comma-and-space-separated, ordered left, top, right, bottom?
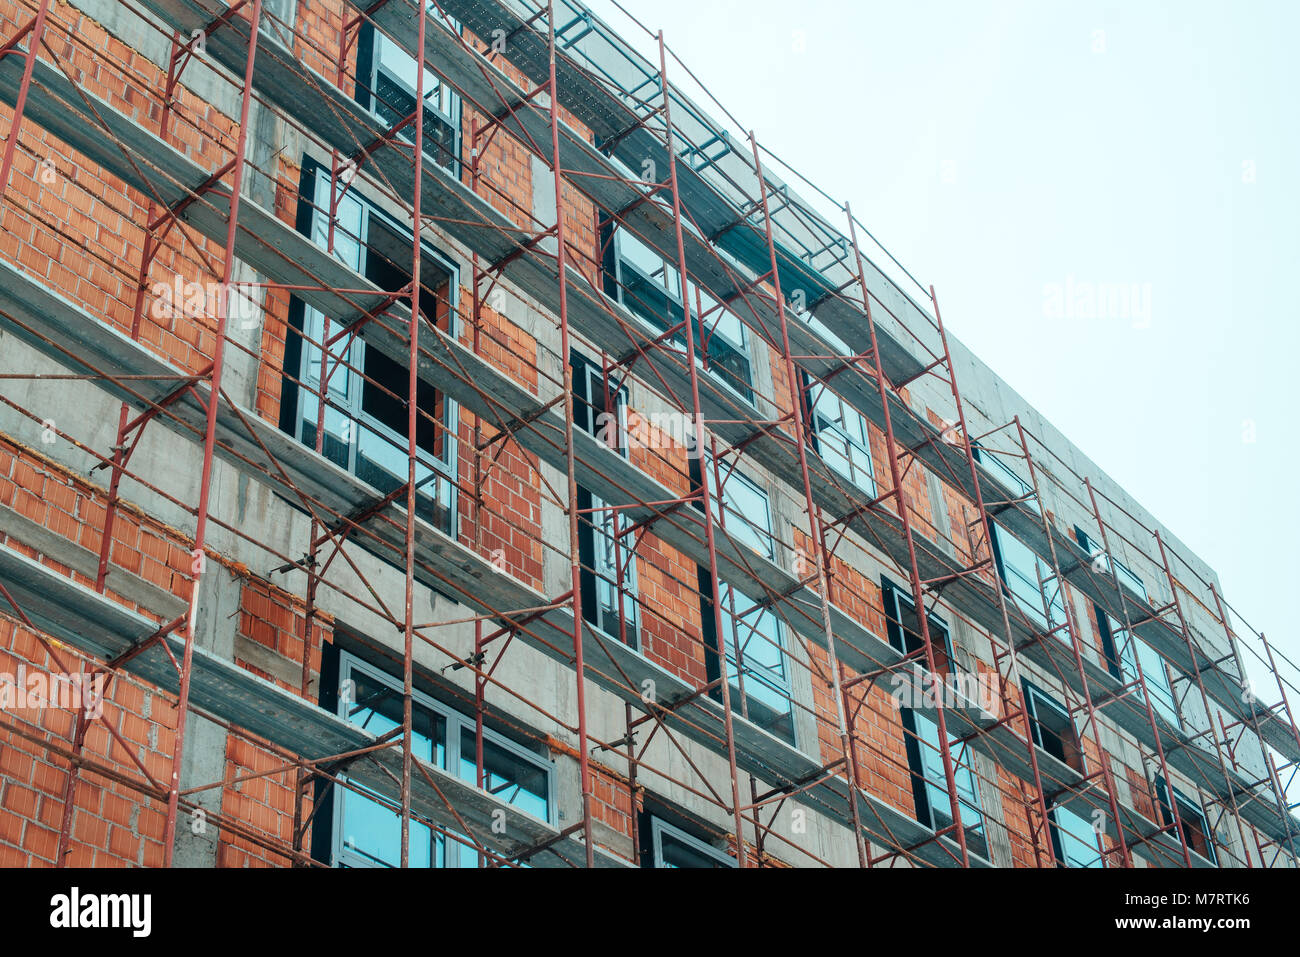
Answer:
0, 0, 1294, 868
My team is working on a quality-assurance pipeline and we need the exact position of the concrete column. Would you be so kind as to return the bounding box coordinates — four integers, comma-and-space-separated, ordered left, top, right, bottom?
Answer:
170, 564, 239, 866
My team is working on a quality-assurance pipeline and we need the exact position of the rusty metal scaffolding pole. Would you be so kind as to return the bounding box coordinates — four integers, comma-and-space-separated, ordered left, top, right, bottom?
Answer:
840, 210, 968, 867
160, 0, 265, 866
399, 0, 429, 868
656, 30, 750, 867
1009, 415, 1131, 867
923, 289, 1058, 867
52, 24, 192, 867
552, 0, 596, 867
747, 133, 866, 868
1152, 530, 1256, 865
1081, 477, 1193, 868
0, 0, 50, 193
1233, 615, 1300, 865
1205, 582, 1300, 866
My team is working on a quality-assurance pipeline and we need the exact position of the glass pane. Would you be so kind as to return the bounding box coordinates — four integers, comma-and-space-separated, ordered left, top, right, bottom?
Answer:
1053, 805, 1103, 868
337, 667, 445, 868
590, 495, 638, 646
719, 581, 792, 737
1118, 634, 1179, 727
618, 228, 680, 298
992, 525, 1066, 636
914, 711, 984, 833
974, 445, 1039, 516
710, 466, 773, 559
814, 407, 875, 495
458, 728, 550, 822
372, 32, 459, 172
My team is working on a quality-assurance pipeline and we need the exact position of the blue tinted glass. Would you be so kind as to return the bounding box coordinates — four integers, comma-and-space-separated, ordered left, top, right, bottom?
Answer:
914, 711, 984, 832
337, 667, 444, 868
1053, 805, 1103, 868
458, 727, 550, 823
992, 525, 1066, 636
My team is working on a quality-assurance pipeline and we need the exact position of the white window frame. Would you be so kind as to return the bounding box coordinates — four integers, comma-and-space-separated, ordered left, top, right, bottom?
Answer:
1155, 775, 1218, 865
331, 651, 555, 869
703, 465, 794, 742
294, 165, 460, 535
573, 355, 640, 648
1076, 529, 1180, 729
358, 15, 463, 176
808, 384, 877, 496
608, 227, 754, 401
972, 447, 1066, 637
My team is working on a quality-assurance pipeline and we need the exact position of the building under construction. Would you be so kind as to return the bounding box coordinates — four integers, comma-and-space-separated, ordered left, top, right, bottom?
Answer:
0, 0, 1294, 870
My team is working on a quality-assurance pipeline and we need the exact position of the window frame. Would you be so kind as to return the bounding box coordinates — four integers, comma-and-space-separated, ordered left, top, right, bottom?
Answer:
805, 374, 878, 497
696, 464, 795, 744
1049, 803, 1104, 868
1074, 528, 1180, 729
1023, 680, 1086, 774
354, 18, 463, 177
881, 576, 955, 674
646, 816, 736, 869
330, 650, 556, 869
1155, 775, 1217, 864
602, 224, 755, 402
572, 352, 640, 649
973, 446, 1066, 638
899, 706, 988, 859
1022, 682, 1103, 868
285, 160, 460, 537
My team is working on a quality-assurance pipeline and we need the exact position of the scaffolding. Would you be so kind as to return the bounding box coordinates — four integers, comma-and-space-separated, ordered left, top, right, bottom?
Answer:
0, 0, 1295, 868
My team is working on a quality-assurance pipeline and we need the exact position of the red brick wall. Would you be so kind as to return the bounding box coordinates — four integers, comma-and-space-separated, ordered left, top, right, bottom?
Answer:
0, 0, 236, 379
0, 614, 178, 867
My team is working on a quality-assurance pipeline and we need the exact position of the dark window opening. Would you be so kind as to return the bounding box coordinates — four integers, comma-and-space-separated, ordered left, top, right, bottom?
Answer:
572, 353, 638, 649
882, 577, 953, 676
639, 812, 735, 868
1023, 681, 1085, 774
1156, 776, 1217, 864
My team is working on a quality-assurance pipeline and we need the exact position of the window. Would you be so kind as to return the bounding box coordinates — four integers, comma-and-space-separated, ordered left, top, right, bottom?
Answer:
328, 651, 553, 868
601, 224, 754, 402
573, 353, 638, 648
283, 163, 458, 535
355, 20, 461, 175
1155, 775, 1217, 864
696, 463, 795, 743
1023, 681, 1085, 773
806, 381, 877, 496
1023, 681, 1102, 867
972, 443, 1041, 517
882, 576, 986, 855
881, 577, 954, 675
1050, 803, 1104, 868
972, 447, 1066, 638
644, 816, 735, 868
797, 313, 876, 495
900, 707, 988, 858
1075, 529, 1179, 728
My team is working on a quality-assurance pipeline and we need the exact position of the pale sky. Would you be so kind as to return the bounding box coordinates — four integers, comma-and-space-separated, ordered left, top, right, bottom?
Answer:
586, 0, 1300, 686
